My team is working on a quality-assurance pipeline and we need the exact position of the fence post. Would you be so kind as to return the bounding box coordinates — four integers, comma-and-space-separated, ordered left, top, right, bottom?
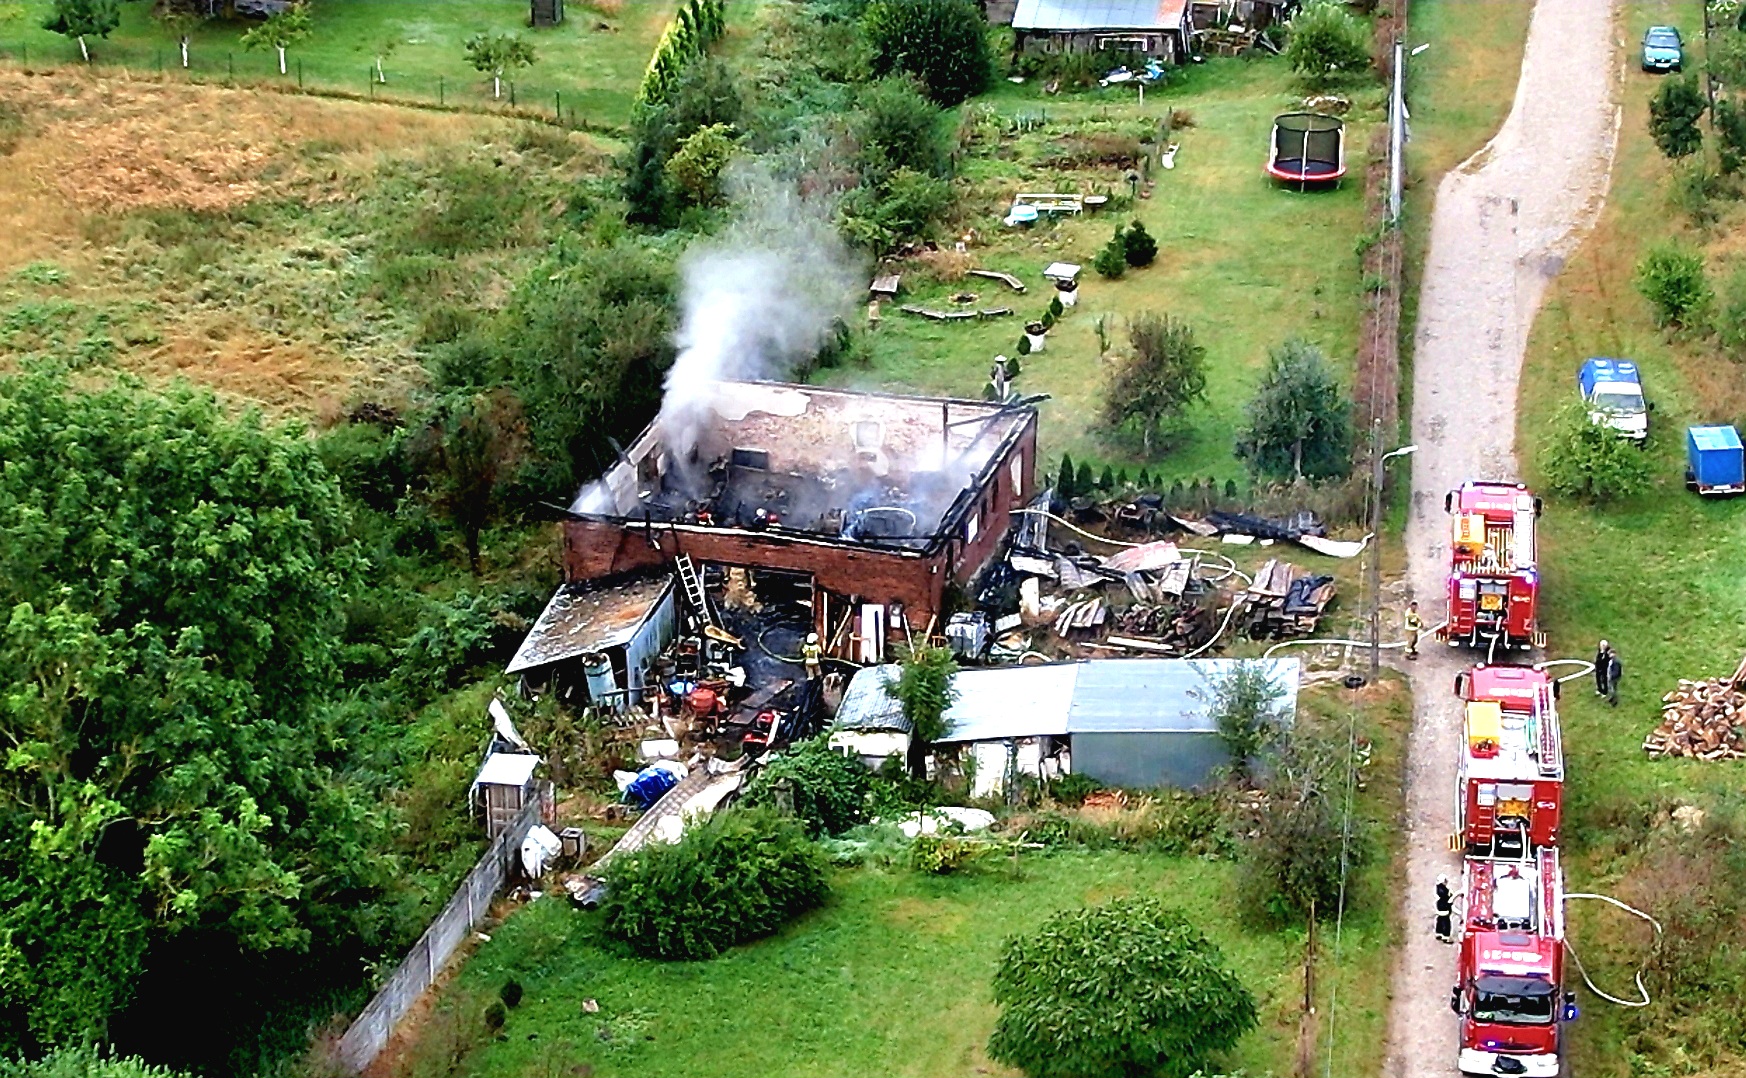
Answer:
298, 58, 303, 88
438, 76, 444, 106
369, 68, 374, 99
555, 90, 561, 122
227, 51, 233, 80
509, 81, 515, 107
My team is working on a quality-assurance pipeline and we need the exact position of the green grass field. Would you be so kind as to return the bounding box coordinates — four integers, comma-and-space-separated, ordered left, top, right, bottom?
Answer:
0, 0, 674, 127
818, 58, 1377, 487
398, 682, 1408, 1078
1514, 0, 1746, 1072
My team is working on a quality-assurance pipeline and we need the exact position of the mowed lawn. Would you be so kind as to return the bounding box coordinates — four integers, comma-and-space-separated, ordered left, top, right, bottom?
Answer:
0, 0, 674, 126
819, 58, 1375, 484
1515, 0, 1746, 1073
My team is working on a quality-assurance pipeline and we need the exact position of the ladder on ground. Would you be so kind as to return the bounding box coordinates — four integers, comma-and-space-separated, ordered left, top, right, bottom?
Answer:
675, 554, 716, 630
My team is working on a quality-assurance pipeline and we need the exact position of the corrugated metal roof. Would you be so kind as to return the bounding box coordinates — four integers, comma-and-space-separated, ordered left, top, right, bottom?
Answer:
833, 657, 1300, 741
1013, 0, 1187, 32
474, 752, 540, 788
1069, 658, 1299, 733
505, 576, 674, 675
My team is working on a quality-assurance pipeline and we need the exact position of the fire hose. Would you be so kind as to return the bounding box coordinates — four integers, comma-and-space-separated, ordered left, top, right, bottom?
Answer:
1535, 657, 1596, 684
1012, 508, 1255, 584
1261, 619, 1450, 659
1564, 893, 1662, 1008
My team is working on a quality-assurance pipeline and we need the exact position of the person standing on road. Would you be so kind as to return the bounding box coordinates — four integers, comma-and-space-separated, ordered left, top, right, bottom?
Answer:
1404, 601, 1424, 660
1606, 645, 1623, 708
1594, 639, 1612, 698
1434, 874, 1454, 943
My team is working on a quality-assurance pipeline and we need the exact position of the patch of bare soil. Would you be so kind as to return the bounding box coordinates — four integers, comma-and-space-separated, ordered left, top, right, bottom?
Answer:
1386, 1, 1622, 1077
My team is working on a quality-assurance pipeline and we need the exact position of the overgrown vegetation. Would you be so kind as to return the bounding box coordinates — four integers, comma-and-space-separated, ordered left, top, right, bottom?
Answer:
1240, 732, 1373, 925
886, 646, 959, 779
741, 736, 874, 837
1235, 338, 1355, 481
1538, 399, 1654, 502
1208, 661, 1291, 784
1284, 1, 1372, 88
598, 807, 830, 960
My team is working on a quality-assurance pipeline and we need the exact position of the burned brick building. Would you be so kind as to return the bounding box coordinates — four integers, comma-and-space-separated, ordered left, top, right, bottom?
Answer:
560, 381, 1039, 659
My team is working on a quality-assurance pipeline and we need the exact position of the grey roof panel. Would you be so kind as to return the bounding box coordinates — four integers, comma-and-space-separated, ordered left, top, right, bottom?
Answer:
505, 576, 674, 675
1067, 658, 1300, 733
1013, 0, 1186, 32
833, 664, 909, 732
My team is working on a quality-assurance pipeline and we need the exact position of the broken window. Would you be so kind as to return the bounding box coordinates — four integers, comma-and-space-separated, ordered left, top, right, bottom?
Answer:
730, 448, 770, 471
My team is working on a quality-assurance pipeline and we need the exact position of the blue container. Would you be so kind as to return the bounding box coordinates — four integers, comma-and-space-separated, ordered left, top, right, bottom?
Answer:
1687, 425, 1745, 495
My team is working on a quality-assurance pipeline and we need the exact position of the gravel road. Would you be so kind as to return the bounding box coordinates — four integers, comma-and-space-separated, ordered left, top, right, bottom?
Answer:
1383, 2, 1621, 1076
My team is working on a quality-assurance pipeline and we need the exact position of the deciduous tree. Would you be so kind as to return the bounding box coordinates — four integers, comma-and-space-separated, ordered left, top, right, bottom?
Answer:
41, 0, 119, 63
863, 0, 993, 106
464, 32, 537, 100
1207, 660, 1290, 784
887, 645, 958, 779
1538, 398, 1654, 502
239, 2, 311, 76
1241, 733, 1373, 925
1236, 338, 1354, 481
1103, 313, 1208, 454
408, 389, 530, 574
987, 898, 1258, 1078
1649, 73, 1707, 159
1283, 0, 1371, 88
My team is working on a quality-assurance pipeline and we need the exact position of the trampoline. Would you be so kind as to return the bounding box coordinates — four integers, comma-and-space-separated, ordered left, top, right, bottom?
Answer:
1266, 112, 1347, 186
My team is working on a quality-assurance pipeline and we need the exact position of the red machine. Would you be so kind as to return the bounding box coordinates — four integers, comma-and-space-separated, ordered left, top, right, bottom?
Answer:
1455, 665, 1564, 857
1443, 482, 1545, 651
1453, 849, 1575, 1078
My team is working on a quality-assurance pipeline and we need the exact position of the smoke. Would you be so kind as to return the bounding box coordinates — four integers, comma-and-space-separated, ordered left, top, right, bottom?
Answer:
657, 162, 864, 455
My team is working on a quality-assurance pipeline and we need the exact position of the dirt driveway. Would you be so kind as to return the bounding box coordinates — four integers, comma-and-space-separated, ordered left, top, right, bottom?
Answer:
1384, 1, 1621, 1076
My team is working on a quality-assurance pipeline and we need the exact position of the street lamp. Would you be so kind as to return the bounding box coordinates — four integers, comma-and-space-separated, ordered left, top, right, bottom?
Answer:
1367, 429, 1418, 677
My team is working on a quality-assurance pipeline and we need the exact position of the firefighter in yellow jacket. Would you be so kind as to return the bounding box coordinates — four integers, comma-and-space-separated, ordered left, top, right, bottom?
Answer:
1404, 601, 1424, 660
802, 633, 823, 680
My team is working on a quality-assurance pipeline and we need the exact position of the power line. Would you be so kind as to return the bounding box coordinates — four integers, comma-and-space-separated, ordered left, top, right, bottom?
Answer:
1322, 702, 1363, 1078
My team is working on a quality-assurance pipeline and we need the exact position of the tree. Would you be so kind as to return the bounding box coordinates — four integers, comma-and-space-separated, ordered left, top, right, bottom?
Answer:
1283, 0, 1372, 88
987, 898, 1259, 1078
1123, 219, 1158, 268
886, 646, 959, 779
41, 0, 119, 63
854, 76, 952, 182
464, 32, 537, 100
153, 5, 202, 69
664, 122, 739, 207
0, 372, 377, 1048
1075, 461, 1094, 494
408, 390, 530, 574
863, 0, 993, 106
1093, 225, 1128, 279
1649, 73, 1707, 159
1636, 242, 1711, 328
1207, 661, 1290, 784
0, 1048, 192, 1078
1242, 733, 1373, 925
1716, 97, 1746, 175
238, 2, 310, 76
1538, 398, 1654, 502
373, 34, 399, 85
740, 736, 874, 837
1056, 452, 1076, 498
1103, 314, 1209, 454
599, 807, 829, 960
1236, 338, 1354, 481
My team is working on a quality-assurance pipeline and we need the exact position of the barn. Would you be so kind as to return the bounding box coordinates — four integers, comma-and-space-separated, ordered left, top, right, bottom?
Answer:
1012, 0, 1192, 61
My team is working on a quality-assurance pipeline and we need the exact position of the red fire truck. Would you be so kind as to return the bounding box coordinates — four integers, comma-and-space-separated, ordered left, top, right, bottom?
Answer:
1453, 848, 1576, 1078
1443, 481, 1545, 651
1455, 665, 1564, 857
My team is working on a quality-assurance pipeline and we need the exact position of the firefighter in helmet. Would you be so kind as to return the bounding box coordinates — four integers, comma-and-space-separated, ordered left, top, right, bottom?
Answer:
1404, 601, 1424, 660
802, 633, 823, 681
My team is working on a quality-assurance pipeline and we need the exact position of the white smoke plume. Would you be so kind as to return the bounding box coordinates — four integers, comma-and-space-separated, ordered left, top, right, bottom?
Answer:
657, 162, 864, 455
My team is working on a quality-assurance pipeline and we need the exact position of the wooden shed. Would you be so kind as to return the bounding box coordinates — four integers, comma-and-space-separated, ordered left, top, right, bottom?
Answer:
1012, 0, 1191, 60
472, 752, 542, 838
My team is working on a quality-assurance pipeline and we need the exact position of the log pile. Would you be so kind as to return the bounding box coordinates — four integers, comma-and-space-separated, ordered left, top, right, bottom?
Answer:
1645, 654, 1746, 759
1242, 559, 1336, 640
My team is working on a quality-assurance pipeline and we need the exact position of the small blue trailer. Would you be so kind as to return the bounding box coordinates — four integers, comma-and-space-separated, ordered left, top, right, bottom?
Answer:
1686, 425, 1746, 496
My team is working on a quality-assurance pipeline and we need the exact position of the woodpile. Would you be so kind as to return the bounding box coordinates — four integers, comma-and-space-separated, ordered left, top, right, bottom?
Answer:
1242, 558, 1335, 640
1645, 654, 1746, 760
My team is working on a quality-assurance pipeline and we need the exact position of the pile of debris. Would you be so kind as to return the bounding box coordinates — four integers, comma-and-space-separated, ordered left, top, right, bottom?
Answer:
1242, 559, 1336, 640
1645, 654, 1746, 760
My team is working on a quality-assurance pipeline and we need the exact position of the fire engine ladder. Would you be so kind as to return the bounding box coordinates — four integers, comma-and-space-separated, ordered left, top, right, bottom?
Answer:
674, 553, 717, 631
1535, 685, 1561, 776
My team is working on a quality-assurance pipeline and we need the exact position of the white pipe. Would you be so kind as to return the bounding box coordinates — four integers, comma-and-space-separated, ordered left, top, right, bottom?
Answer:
1536, 658, 1596, 684
1262, 619, 1450, 658
1564, 893, 1662, 1008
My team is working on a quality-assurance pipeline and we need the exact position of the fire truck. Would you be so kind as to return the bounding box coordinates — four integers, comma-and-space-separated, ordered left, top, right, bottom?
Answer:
1453, 848, 1576, 1078
1443, 481, 1545, 651
1455, 665, 1563, 857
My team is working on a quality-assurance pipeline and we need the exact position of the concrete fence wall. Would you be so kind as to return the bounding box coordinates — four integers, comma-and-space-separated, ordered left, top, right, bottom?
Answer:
333, 792, 547, 1073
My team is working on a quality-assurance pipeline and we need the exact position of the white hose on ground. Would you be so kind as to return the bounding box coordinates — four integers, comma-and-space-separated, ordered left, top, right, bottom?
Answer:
1180, 601, 1243, 660
1537, 658, 1596, 684
1564, 893, 1662, 1008
1261, 620, 1451, 659
1014, 508, 1145, 547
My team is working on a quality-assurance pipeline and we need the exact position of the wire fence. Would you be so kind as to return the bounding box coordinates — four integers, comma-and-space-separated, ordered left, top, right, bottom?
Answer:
0, 39, 630, 135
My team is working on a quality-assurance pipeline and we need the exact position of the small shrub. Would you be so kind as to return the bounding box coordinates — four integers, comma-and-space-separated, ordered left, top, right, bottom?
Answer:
1636, 243, 1711, 328
1284, 1, 1372, 88
483, 1000, 507, 1031
1649, 73, 1707, 159
1242, 733, 1375, 925
1714, 264, 1746, 353
911, 832, 1000, 873
499, 979, 523, 1008
1093, 226, 1128, 279
1075, 461, 1094, 494
599, 807, 829, 960
1056, 452, 1076, 498
1123, 220, 1158, 267
1016, 334, 1032, 355
1717, 96, 1746, 175
1166, 107, 1196, 130
1539, 399, 1654, 502
1047, 295, 1064, 319
741, 736, 874, 837
1668, 160, 1730, 228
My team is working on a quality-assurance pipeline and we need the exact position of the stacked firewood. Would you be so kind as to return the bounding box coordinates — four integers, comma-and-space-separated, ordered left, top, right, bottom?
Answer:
1645, 654, 1746, 759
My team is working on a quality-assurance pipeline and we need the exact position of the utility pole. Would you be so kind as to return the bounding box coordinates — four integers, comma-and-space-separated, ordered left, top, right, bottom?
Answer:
1367, 428, 1418, 678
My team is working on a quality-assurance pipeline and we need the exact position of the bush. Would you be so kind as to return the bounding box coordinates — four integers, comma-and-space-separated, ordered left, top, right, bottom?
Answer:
1242, 733, 1374, 925
1208, 661, 1290, 784
1538, 399, 1654, 502
499, 979, 523, 1008
599, 807, 829, 960
741, 736, 874, 837
664, 122, 738, 207
987, 898, 1258, 1078
863, 0, 993, 106
1236, 338, 1354, 481
1048, 295, 1064, 319
854, 76, 953, 182
1284, 1, 1372, 88
838, 166, 957, 253
1717, 96, 1746, 175
1045, 772, 1103, 806
0, 1050, 191, 1078
1055, 452, 1076, 498
1649, 73, 1707, 159
1636, 243, 1710, 328
1093, 226, 1128, 279
1715, 263, 1746, 353
1123, 220, 1158, 267
483, 1000, 507, 1031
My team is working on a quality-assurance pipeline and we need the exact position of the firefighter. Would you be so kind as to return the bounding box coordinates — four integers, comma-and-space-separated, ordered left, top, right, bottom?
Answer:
1605, 644, 1624, 708
1434, 874, 1454, 943
802, 633, 823, 681
1403, 601, 1424, 660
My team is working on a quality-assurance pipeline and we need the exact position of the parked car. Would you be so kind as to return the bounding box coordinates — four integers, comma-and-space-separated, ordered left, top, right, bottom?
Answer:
1642, 26, 1684, 72
1578, 358, 1648, 443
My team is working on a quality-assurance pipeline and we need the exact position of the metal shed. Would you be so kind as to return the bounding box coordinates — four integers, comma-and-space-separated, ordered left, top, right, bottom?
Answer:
832, 657, 1300, 790
1012, 0, 1190, 59
506, 575, 678, 709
